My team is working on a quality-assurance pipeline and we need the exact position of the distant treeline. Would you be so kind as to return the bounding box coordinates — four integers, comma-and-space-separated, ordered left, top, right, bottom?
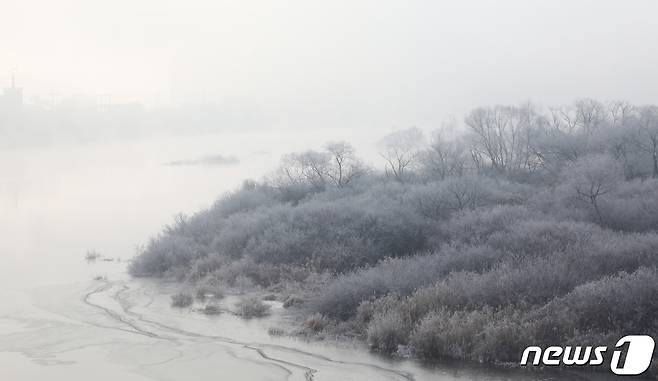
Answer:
130, 99, 658, 375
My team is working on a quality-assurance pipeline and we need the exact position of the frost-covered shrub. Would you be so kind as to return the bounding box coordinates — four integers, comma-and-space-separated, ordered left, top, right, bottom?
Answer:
170, 292, 193, 308
485, 219, 600, 257
410, 308, 492, 360
129, 235, 203, 277
211, 259, 283, 287
599, 178, 658, 232
236, 297, 271, 318
195, 283, 224, 300
314, 246, 501, 320
303, 313, 329, 333
202, 304, 222, 315
435, 205, 541, 245
409, 233, 658, 314
212, 182, 280, 217
187, 255, 228, 281
546, 267, 658, 333
366, 309, 411, 354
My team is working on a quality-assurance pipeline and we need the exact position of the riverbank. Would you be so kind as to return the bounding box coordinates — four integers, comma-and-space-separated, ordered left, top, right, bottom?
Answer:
162, 275, 658, 381
1, 264, 651, 381
3, 247, 647, 381
128, 165, 658, 379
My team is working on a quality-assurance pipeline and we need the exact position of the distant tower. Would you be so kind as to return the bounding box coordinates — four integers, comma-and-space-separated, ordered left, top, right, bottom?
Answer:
2, 70, 24, 113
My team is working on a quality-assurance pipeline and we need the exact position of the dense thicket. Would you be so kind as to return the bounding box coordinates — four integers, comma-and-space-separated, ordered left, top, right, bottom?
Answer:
130, 100, 658, 375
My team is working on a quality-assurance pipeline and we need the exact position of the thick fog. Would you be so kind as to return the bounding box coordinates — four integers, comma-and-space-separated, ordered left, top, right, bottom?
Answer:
2, 0, 658, 130
2, 2, 658, 380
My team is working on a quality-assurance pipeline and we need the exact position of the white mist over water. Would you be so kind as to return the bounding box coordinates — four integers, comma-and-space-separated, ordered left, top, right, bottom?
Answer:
0, 130, 381, 288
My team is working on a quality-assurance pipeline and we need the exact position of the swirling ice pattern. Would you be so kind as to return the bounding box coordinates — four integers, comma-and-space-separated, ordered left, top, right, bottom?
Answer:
82, 280, 414, 381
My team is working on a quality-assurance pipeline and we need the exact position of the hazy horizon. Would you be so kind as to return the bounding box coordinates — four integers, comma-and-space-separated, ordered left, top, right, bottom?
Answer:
2, 0, 658, 130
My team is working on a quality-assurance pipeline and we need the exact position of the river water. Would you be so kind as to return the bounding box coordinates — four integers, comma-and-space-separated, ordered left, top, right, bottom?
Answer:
0, 131, 628, 380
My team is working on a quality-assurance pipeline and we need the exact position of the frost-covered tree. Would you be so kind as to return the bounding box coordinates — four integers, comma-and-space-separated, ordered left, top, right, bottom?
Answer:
379, 127, 426, 182
562, 154, 624, 223
324, 141, 367, 187
420, 131, 469, 180
278, 150, 330, 191
465, 104, 544, 173
636, 105, 658, 178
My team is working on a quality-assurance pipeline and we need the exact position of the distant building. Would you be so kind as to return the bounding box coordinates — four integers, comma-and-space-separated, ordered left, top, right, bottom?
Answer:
1, 73, 24, 114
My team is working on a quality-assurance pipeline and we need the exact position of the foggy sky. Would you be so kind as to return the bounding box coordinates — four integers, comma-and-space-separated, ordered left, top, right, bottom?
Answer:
2, 0, 657, 129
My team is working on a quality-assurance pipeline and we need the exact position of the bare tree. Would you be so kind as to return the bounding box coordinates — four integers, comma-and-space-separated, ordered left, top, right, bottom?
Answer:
636, 106, 658, 178
442, 176, 491, 212
274, 143, 367, 190
563, 154, 623, 224
465, 104, 543, 173
607, 100, 634, 128
549, 99, 609, 135
594, 103, 637, 174
541, 105, 594, 164
279, 150, 330, 190
517, 102, 547, 172
324, 141, 367, 187
549, 105, 579, 135
379, 127, 426, 182
420, 131, 468, 180
412, 176, 491, 220
573, 98, 609, 134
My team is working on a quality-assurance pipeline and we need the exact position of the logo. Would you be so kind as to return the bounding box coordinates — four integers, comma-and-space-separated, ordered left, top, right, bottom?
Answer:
520, 335, 655, 375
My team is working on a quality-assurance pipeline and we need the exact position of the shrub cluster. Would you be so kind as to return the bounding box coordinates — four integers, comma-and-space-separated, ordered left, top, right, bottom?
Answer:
236, 297, 271, 318
170, 292, 193, 308
130, 100, 658, 376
